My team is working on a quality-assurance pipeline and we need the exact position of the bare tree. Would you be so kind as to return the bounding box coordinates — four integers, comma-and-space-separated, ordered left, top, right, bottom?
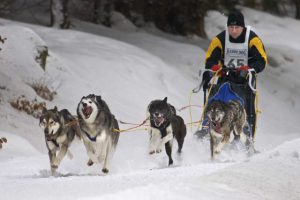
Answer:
293, 0, 300, 18
50, 0, 70, 28
0, 0, 16, 16
93, 0, 101, 24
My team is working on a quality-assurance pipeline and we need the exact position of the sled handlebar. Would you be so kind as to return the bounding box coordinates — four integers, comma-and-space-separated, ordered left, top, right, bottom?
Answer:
195, 67, 257, 92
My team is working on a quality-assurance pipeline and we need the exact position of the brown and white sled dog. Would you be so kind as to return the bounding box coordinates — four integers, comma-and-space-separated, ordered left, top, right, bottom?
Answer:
39, 106, 80, 175
147, 97, 186, 166
77, 94, 119, 174
206, 100, 250, 159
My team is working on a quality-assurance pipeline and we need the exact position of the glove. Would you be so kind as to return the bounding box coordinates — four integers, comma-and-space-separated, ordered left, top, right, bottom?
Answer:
202, 71, 213, 90
211, 65, 221, 72
237, 66, 250, 78
237, 66, 250, 71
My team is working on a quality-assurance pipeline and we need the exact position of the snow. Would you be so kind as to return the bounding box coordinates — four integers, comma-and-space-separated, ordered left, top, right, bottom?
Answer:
0, 7, 300, 200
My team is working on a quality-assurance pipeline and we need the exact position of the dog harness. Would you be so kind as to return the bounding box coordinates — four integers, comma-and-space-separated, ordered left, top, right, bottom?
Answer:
51, 139, 60, 147
81, 129, 97, 142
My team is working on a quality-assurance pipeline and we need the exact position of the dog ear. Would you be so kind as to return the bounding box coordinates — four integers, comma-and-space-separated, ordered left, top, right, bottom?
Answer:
53, 106, 58, 113
163, 97, 168, 103
42, 107, 47, 115
96, 95, 102, 103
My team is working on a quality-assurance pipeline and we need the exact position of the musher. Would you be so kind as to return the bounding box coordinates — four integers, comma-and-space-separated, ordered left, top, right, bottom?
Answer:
195, 10, 268, 140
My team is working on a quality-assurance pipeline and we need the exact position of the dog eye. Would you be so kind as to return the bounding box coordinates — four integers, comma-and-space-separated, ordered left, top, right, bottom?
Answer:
89, 101, 92, 104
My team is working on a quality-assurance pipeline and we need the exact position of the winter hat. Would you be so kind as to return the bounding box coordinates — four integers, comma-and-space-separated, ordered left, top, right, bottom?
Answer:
227, 10, 245, 27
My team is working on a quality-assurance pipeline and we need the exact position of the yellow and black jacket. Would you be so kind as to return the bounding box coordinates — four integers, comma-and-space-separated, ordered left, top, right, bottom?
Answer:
205, 27, 267, 73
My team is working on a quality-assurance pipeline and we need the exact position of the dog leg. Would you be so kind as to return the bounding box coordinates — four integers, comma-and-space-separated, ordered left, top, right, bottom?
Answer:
156, 133, 172, 153
156, 127, 173, 153
176, 132, 185, 153
0, 137, 7, 149
210, 132, 216, 160
83, 140, 98, 165
239, 131, 247, 144
102, 142, 112, 174
48, 150, 58, 175
165, 141, 173, 165
214, 131, 230, 154
149, 128, 160, 154
53, 145, 68, 167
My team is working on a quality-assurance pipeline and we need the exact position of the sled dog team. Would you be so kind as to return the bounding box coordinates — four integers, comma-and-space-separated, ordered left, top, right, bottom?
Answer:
39, 94, 250, 175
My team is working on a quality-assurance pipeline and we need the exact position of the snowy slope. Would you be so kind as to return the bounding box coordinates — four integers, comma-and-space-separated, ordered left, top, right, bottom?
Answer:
0, 7, 300, 200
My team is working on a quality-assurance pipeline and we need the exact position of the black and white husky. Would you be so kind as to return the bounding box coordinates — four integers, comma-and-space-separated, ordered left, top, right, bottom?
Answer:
77, 94, 119, 174
39, 106, 80, 175
147, 97, 186, 166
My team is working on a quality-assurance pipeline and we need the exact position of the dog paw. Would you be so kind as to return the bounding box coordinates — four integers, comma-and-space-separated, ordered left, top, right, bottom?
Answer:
51, 165, 58, 169
0, 137, 7, 143
156, 149, 162, 153
214, 149, 221, 154
102, 168, 109, 174
0, 137, 7, 149
52, 159, 60, 167
149, 150, 155, 155
87, 159, 94, 166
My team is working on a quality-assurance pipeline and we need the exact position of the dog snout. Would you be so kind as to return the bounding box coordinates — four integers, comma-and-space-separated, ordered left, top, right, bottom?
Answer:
82, 102, 87, 107
44, 127, 49, 134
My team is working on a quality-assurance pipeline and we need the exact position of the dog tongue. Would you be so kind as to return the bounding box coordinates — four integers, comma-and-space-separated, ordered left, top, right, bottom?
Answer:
154, 117, 164, 126
82, 106, 93, 118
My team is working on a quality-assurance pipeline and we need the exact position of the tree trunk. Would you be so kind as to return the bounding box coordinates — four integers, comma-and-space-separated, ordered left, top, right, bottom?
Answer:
50, 0, 63, 28
61, 0, 70, 29
93, 0, 100, 24
50, 0, 70, 29
293, 0, 300, 19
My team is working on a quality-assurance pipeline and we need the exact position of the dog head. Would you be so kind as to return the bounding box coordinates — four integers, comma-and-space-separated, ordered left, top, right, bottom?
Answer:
39, 106, 62, 141
148, 97, 173, 128
77, 94, 109, 123
206, 100, 225, 126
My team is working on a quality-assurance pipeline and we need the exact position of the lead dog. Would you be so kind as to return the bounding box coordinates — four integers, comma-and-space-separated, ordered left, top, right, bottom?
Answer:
39, 106, 80, 175
77, 94, 119, 174
147, 97, 186, 166
206, 100, 250, 159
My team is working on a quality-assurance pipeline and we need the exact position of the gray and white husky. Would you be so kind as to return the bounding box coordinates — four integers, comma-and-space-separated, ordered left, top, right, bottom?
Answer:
77, 94, 119, 174
39, 106, 80, 175
206, 100, 251, 159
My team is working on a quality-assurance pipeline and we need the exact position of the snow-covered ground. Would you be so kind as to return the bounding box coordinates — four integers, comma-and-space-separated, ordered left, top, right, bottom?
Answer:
0, 7, 300, 200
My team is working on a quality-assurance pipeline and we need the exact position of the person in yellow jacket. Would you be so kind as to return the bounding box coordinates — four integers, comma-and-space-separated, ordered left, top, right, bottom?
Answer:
195, 10, 267, 141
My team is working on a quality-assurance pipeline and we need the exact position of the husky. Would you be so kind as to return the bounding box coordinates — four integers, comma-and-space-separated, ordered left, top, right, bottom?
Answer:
147, 97, 186, 166
206, 100, 251, 159
39, 106, 80, 175
77, 94, 119, 174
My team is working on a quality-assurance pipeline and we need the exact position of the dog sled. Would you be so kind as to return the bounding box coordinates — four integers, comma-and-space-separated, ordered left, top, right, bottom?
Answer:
194, 67, 258, 143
